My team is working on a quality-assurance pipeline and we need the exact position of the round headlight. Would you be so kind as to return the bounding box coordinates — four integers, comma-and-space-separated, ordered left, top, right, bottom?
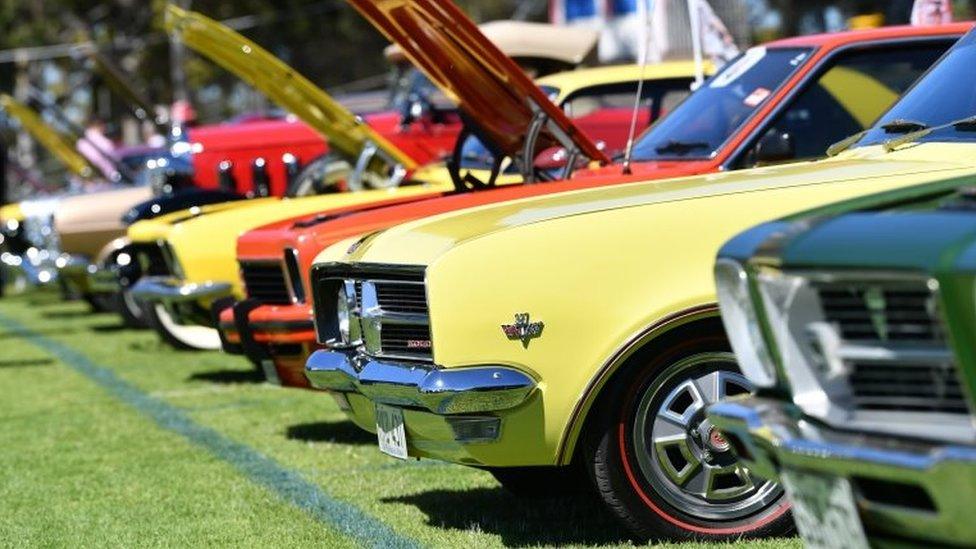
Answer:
714, 258, 777, 387
336, 284, 352, 344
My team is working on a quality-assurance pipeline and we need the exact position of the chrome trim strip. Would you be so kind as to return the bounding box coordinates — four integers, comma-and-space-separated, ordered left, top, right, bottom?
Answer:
129, 275, 233, 304
305, 350, 536, 414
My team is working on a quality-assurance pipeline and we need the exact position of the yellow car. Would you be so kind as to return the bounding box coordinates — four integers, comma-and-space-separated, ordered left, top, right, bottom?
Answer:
125, 8, 700, 351
127, 7, 632, 349
304, 22, 974, 542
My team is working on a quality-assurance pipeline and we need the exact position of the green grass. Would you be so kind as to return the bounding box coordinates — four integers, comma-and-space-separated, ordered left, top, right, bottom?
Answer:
0, 293, 801, 548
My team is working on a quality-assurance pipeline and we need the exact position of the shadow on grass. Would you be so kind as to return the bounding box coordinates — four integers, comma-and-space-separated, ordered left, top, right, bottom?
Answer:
286, 421, 375, 445
188, 369, 265, 384
40, 309, 97, 319
0, 357, 54, 368
90, 323, 130, 333
384, 487, 629, 547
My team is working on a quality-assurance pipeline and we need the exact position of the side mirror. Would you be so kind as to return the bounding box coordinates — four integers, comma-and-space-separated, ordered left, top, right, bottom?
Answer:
755, 131, 795, 165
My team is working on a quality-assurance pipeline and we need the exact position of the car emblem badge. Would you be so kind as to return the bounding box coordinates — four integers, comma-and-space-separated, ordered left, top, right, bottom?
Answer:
863, 287, 888, 342
502, 313, 544, 347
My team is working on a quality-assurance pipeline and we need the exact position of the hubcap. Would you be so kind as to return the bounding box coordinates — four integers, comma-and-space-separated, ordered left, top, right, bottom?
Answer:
632, 352, 782, 521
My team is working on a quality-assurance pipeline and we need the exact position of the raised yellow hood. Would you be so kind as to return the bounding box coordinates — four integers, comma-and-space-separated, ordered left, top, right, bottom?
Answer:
165, 5, 415, 170
327, 143, 976, 267
0, 94, 94, 179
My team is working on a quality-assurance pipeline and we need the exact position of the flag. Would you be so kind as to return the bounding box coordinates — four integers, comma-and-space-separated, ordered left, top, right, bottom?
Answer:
911, 0, 953, 25
691, 0, 740, 64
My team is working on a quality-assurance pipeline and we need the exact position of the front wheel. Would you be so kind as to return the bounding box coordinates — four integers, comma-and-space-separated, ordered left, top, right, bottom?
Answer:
146, 303, 222, 351
585, 337, 792, 542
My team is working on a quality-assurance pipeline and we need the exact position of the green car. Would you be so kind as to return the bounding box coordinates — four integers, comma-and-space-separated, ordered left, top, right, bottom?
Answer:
707, 35, 976, 545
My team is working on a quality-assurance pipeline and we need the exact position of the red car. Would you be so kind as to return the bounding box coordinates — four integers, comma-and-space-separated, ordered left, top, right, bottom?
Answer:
218, 1, 967, 393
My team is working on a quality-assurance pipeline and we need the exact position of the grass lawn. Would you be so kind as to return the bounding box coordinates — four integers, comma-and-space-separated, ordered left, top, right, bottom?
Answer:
0, 292, 800, 548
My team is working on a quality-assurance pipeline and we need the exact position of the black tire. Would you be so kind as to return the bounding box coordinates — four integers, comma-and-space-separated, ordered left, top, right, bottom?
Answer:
114, 290, 149, 329
583, 331, 793, 542
486, 463, 592, 499
84, 293, 114, 313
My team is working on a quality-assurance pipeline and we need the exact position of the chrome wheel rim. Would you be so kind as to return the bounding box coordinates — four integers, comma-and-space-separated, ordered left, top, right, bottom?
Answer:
632, 352, 781, 522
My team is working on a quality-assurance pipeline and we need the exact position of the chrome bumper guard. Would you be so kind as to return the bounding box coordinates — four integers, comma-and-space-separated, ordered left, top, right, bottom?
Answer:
305, 350, 537, 414
129, 275, 232, 304
709, 397, 976, 545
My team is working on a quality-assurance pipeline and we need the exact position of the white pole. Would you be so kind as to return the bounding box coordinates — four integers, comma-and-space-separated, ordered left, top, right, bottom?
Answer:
687, 0, 705, 87
621, 0, 653, 175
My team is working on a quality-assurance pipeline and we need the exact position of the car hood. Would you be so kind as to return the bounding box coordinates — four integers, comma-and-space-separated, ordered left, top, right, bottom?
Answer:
738, 179, 976, 273
164, 183, 451, 289
346, 0, 607, 163
330, 144, 976, 267
127, 197, 279, 243
54, 186, 154, 236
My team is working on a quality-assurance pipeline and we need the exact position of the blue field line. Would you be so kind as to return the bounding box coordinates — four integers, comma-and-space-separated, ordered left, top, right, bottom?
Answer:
0, 312, 419, 549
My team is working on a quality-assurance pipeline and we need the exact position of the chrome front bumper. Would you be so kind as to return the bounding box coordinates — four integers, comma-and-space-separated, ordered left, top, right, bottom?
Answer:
709, 397, 976, 545
305, 349, 537, 414
129, 275, 232, 304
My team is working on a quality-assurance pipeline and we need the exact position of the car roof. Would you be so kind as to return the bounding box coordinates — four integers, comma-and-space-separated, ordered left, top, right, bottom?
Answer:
766, 21, 974, 49
536, 61, 715, 99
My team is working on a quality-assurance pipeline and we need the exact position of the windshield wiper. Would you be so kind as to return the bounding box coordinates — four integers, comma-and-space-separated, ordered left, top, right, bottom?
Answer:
654, 139, 709, 155
826, 129, 870, 157
880, 119, 928, 134
884, 115, 976, 153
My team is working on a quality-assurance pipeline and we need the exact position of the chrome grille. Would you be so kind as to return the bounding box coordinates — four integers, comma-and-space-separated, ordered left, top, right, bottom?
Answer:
849, 363, 967, 414
374, 282, 428, 314
817, 285, 940, 342
313, 267, 432, 362
354, 278, 431, 360
810, 279, 968, 416
128, 242, 172, 277
378, 323, 433, 355
241, 262, 291, 304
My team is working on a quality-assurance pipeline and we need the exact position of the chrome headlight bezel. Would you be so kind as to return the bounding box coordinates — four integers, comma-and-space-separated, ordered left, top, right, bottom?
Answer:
336, 282, 353, 344
714, 258, 778, 388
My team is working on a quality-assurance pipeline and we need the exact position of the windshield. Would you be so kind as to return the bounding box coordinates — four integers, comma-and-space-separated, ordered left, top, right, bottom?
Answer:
629, 47, 812, 161
388, 67, 454, 112
856, 30, 976, 147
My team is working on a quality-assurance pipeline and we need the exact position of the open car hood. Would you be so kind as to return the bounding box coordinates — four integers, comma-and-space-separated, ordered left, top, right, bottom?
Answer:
165, 5, 416, 170
0, 94, 94, 179
348, 0, 609, 166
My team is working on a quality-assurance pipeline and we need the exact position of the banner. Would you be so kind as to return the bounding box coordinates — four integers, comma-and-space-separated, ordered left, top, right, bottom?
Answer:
911, 0, 953, 25
550, 0, 737, 64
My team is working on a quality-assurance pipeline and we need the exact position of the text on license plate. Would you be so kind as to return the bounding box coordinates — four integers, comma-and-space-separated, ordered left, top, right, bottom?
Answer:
375, 403, 408, 460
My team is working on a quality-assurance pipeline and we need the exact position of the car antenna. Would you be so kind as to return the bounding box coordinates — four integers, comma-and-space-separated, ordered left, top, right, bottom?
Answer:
622, 0, 656, 176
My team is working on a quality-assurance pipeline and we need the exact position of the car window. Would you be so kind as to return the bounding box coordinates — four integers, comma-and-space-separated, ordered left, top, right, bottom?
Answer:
562, 78, 694, 156
856, 30, 976, 147
562, 79, 692, 120
628, 47, 813, 161
739, 41, 951, 166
